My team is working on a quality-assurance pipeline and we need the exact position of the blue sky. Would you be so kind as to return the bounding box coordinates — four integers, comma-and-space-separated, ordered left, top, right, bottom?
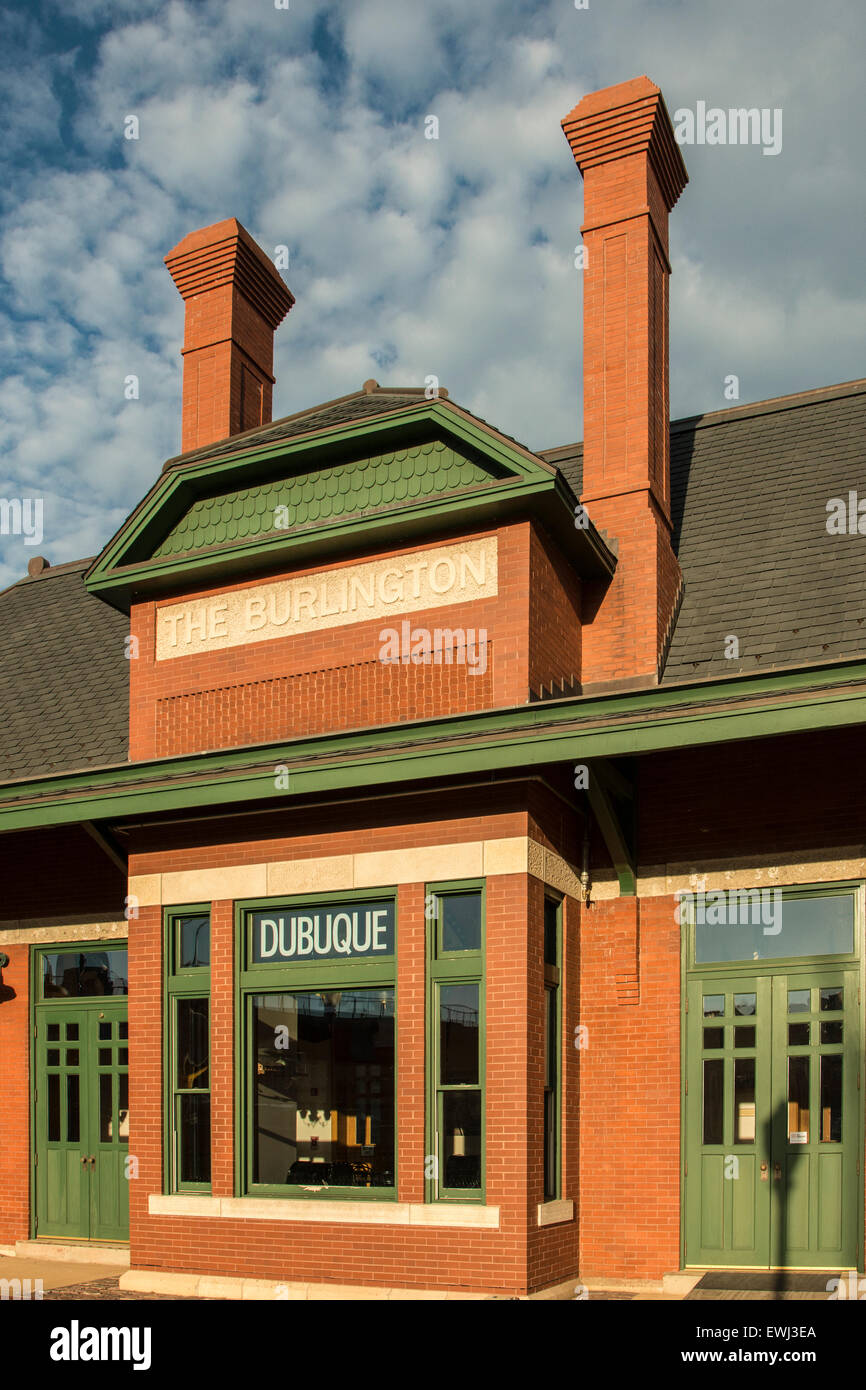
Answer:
1, 0, 864, 588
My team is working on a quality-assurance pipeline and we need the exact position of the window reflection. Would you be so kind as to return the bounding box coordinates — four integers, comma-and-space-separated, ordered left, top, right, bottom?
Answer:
252, 990, 395, 1188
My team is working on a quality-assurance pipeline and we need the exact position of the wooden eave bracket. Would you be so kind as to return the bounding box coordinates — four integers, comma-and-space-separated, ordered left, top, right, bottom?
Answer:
587, 760, 636, 896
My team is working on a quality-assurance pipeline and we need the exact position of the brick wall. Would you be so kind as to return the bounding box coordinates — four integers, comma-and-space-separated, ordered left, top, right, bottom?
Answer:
0, 944, 30, 1244
126, 789, 580, 1294
576, 894, 681, 1279
129, 521, 583, 761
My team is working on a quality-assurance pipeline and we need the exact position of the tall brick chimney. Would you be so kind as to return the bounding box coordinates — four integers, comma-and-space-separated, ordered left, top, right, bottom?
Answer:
562, 77, 688, 685
165, 218, 295, 454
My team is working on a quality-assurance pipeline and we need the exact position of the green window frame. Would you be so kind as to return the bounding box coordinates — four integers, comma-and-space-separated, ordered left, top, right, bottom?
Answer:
426, 879, 486, 1203
543, 894, 562, 1202
164, 907, 211, 1193
235, 890, 398, 1200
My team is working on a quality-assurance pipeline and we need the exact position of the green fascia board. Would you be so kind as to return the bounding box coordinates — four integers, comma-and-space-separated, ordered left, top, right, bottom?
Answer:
83, 403, 614, 610
1, 659, 865, 834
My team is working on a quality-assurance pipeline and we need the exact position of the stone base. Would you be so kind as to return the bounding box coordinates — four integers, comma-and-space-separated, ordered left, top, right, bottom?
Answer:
15, 1239, 130, 1267
119, 1269, 584, 1301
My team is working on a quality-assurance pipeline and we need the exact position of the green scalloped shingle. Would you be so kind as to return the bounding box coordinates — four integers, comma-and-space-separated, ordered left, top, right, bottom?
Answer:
151, 441, 496, 558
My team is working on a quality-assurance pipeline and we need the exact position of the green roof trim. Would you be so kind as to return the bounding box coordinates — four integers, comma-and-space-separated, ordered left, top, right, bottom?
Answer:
1, 657, 864, 833
84, 400, 615, 611
151, 440, 503, 558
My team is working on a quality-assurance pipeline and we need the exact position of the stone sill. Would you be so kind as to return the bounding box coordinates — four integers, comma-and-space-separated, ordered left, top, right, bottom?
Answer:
537, 1199, 574, 1227
148, 1193, 500, 1228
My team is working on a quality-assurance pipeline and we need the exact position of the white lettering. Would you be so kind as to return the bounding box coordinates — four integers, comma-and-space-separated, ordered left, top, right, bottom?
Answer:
259, 920, 279, 959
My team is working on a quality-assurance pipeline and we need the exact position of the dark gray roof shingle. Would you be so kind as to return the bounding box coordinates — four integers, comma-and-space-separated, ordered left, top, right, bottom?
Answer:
540, 379, 866, 683
2, 378, 864, 784
0, 561, 129, 780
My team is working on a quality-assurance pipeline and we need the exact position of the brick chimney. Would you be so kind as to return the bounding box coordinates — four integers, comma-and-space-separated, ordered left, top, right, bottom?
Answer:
165, 218, 295, 454
562, 77, 688, 685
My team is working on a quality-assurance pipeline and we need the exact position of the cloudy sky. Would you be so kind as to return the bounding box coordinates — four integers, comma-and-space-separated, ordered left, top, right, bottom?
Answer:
1, 0, 864, 589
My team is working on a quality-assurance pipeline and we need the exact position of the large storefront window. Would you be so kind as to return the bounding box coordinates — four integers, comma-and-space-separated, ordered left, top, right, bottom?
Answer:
252, 990, 395, 1188
239, 894, 397, 1197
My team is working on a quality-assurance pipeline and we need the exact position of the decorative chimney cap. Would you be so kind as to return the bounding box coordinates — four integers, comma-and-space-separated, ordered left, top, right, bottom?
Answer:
27, 556, 50, 577
362, 379, 380, 393
562, 75, 688, 212
165, 218, 294, 329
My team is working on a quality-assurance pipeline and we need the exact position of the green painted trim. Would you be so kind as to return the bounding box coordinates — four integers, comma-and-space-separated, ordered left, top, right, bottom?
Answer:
164, 906, 212, 1194
31, 941, 130, 1241
3, 659, 866, 834
84, 403, 612, 607
543, 892, 563, 1203
234, 889, 399, 1200
679, 881, 866, 1272
425, 880, 486, 1204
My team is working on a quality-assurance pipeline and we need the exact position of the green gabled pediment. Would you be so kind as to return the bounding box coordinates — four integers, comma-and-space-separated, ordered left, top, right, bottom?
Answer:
84, 397, 614, 611
151, 439, 504, 559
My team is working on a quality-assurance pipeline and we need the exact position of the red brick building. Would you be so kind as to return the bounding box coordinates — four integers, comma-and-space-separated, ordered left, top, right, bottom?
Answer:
1, 75, 865, 1298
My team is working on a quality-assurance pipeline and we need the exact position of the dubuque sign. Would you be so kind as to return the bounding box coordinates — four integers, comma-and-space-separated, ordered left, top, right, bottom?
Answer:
251, 900, 396, 963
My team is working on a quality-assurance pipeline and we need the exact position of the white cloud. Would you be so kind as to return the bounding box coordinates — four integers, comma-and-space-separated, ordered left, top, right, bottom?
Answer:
0, 0, 864, 594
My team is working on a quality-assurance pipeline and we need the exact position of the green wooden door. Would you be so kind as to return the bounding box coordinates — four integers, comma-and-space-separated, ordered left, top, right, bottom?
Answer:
685, 969, 860, 1268
685, 975, 772, 1266
769, 972, 859, 1269
35, 1003, 129, 1241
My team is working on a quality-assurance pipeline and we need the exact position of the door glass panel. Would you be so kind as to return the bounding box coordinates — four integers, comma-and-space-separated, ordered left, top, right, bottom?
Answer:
734, 994, 756, 1016
820, 1021, 843, 1044
695, 893, 854, 962
100, 1073, 113, 1142
119, 1072, 129, 1145
734, 1058, 755, 1143
47, 1049, 60, 1066
820, 1055, 842, 1142
788, 989, 810, 1013
42, 949, 129, 998
98, 1048, 111, 1066
703, 1027, 724, 1049
439, 984, 479, 1086
66, 1049, 79, 1065
47, 1023, 60, 1041
119, 1022, 128, 1040
65, 1023, 79, 1040
99, 1022, 111, 1040
703, 995, 724, 1018
703, 1059, 724, 1143
47, 1072, 60, 1141
119, 1048, 128, 1066
788, 1023, 809, 1045
820, 987, 843, 1012
67, 1073, 80, 1144
734, 1026, 756, 1048
787, 1055, 810, 1142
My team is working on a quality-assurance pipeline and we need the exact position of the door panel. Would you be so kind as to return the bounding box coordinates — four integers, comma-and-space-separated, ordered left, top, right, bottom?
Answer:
769, 972, 858, 1268
35, 1011, 90, 1238
34, 1004, 129, 1240
90, 1013, 130, 1240
686, 975, 772, 1266
686, 968, 860, 1269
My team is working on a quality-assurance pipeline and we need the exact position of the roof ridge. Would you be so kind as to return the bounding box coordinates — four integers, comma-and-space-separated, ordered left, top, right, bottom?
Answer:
538, 376, 866, 457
